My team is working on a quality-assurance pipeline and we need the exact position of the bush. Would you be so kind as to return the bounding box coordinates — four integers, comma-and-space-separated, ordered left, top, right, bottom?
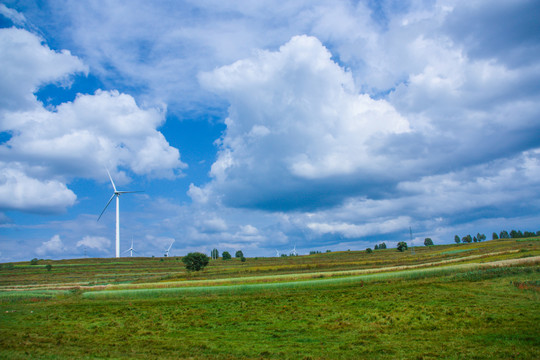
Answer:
222, 251, 232, 260
45, 264, 52, 272
182, 252, 210, 271
30, 258, 39, 265
424, 238, 434, 246
240, 256, 246, 262
365, 248, 373, 253
235, 250, 244, 258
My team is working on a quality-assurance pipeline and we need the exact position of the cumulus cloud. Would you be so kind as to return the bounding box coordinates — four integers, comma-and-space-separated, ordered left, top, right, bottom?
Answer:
200, 35, 410, 210
36, 234, 66, 256
0, 27, 87, 112
76, 236, 111, 252
0, 165, 76, 213
0, 26, 185, 213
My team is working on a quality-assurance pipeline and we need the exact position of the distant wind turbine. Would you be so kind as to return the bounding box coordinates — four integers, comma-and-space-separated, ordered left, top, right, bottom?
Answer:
275, 249, 280, 257
290, 244, 298, 256
123, 237, 136, 257
164, 239, 175, 257
98, 169, 143, 258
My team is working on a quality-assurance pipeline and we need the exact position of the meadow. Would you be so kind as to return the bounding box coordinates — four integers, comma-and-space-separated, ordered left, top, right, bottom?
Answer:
0, 238, 538, 359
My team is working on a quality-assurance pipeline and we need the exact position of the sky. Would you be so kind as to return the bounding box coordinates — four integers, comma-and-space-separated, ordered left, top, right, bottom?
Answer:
0, 0, 539, 262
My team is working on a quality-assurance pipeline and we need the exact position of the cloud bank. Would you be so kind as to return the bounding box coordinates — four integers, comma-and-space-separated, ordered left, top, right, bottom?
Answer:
0, 27, 185, 213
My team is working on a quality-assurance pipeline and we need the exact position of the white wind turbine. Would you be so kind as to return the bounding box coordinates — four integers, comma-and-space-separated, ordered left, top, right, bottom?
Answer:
290, 244, 298, 256
98, 169, 143, 258
123, 237, 136, 257
275, 249, 281, 257
164, 239, 175, 257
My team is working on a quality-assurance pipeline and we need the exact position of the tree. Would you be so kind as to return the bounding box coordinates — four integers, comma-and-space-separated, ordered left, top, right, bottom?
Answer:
182, 252, 210, 271
235, 250, 244, 258
397, 241, 408, 252
211, 248, 219, 260
30, 258, 39, 265
380, 242, 387, 249
500, 230, 509, 239
222, 251, 232, 260
454, 235, 461, 244
477, 233, 486, 242
374, 244, 379, 250
492, 232, 499, 240
45, 264, 52, 272
424, 238, 434, 246
462, 235, 472, 243
240, 256, 246, 263
366, 248, 373, 253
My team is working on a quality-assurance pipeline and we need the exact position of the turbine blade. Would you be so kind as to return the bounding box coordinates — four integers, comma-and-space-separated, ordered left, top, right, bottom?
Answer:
106, 168, 117, 192
97, 193, 116, 221
116, 190, 144, 194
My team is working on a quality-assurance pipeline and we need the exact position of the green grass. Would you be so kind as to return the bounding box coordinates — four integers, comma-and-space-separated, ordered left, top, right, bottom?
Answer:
0, 238, 539, 359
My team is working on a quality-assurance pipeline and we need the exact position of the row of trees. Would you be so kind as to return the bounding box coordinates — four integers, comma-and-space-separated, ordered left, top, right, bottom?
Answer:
454, 233, 486, 243
211, 249, 244, 260
455, 229, 539, 244
493, 230, 540, 239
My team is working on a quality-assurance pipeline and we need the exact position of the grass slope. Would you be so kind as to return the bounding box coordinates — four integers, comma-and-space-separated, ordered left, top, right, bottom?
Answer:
0, 238, 539, 359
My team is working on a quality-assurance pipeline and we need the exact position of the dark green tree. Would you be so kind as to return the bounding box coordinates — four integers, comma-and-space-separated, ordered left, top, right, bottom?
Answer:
374, 244, 379, 250
380, 242, 387, 249
235, 250, 244, 258
500, 230, 509, 239
182, 252, 210, 271
462, 235, 472, 243
45, 264, 52, 272
424, 238, 434, 246
492, 232, 499, 240
211, 248, 219, 260
365, 248, 373, 253
240, 256, 246, 262
30, 258, 39, 265
397, 241, 408, 252
222, 251, 232, 260
454, 235, 461, 244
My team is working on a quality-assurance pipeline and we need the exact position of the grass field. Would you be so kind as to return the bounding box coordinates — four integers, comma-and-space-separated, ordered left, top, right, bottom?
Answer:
0, 238, 539, 359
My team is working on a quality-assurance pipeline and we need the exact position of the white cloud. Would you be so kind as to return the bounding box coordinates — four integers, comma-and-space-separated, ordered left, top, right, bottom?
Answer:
76, 236, 111, 252
0, 27, 186, 213
0, 4, 26, 26
0, 27, 87, 112
36, 234, 66, 256
200, 35, 409, 209
0, 165, 76, 213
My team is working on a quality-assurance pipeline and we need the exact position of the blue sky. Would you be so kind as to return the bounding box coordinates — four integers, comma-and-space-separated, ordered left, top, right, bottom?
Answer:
1, 0, 539, 261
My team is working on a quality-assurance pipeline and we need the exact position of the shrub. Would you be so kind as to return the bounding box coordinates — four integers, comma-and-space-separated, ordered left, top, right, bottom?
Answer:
45, 264, 52, 272
240, 256, 246, 262
182, 252, 210, 271
30, 258, 39, 265
365, 248, 373, 253
222, 251, 232, 260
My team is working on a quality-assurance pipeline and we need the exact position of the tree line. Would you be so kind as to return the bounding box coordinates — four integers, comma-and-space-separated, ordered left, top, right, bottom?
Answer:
454, 229, 539, 243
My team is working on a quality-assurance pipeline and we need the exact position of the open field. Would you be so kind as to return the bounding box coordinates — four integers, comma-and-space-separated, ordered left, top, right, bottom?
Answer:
0, 238, 539, 359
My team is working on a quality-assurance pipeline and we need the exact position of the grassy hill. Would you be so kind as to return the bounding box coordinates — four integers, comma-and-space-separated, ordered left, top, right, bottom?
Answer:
1, 238, 538, 359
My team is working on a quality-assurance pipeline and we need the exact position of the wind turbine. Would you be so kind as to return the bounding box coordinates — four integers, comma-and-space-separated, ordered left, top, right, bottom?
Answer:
123, 237, 136, 257
290, 244, 298, 256
275, 249, 280, 257
164, 239, 175, 257
98, 169, 143, 258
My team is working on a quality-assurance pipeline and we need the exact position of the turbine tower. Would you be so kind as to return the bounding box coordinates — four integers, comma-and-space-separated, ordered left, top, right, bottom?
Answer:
164, 239, 175, 257
98, 169, 142, 258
